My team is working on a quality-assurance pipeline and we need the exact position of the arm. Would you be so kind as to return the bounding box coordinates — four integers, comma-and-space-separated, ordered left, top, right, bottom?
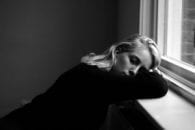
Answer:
106, 67, 168, 102
78, 63, 168, 102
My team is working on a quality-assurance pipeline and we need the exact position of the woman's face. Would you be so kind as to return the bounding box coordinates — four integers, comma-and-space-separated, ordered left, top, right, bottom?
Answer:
112, 45, 152, 76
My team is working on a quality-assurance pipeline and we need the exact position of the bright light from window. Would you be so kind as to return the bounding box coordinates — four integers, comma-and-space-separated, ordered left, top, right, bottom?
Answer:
165, 0, 195, 66
166, 0, 182, 60
155, 0, 195, 90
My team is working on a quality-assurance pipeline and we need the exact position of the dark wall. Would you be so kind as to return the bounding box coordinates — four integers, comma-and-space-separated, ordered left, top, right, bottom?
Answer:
0, 0, 141, 118
0, 0, 118, 117
117, 0, 140, 40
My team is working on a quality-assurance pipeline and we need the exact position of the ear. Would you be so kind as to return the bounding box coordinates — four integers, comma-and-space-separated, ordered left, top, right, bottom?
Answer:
115, 50, 119, 55
115, 47, 122, 54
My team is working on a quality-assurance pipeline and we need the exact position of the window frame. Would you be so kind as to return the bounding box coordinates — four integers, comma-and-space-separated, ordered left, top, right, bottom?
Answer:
140, 0, 195, 103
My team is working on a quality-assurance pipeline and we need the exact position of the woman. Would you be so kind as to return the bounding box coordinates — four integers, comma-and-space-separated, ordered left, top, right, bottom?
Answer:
0, 34, 168, 130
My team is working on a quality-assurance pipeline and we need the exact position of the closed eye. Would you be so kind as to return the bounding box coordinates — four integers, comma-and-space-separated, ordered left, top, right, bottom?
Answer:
129, 55, 141, 65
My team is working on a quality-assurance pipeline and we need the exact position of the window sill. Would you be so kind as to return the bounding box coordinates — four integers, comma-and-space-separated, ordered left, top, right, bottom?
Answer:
138, 75, 195, 130
160, 57, 195, 91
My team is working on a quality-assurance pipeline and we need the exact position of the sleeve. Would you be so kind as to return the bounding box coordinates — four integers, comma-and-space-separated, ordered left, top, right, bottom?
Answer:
106, 67, 169, 102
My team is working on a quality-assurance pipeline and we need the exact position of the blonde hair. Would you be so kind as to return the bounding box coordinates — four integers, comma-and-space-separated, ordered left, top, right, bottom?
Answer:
81, 34, 161, 71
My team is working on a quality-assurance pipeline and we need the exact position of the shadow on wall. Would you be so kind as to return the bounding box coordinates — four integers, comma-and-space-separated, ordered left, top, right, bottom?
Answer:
0, 0, 118, 118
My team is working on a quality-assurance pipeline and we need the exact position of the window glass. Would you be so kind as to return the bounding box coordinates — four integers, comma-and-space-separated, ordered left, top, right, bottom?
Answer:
154, 0, 195, 91
182, 0, 195, 65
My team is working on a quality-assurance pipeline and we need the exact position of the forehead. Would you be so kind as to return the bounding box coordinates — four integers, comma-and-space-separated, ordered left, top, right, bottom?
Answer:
130, 47, 152, 69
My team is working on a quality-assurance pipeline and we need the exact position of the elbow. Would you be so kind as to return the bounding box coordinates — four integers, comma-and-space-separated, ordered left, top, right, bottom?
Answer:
155, 79, 169, 98
158, 84, 168, 97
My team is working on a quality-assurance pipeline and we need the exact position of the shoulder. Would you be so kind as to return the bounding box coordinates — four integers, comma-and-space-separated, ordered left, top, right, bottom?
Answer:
69, 63, 100, 73
58, 63, 103, 79
62, 63, 124, 81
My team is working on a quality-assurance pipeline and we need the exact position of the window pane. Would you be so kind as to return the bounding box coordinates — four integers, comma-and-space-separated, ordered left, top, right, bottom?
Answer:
182, 0, 195, 65
158, 0, 195, 90
165, 0, 195, 67
166, 0, 182, 61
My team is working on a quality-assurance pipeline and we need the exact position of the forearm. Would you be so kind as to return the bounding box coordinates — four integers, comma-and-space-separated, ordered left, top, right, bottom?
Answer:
108, 68, 168, 102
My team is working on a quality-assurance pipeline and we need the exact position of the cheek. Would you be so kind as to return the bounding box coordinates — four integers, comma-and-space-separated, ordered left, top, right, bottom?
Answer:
115, 55, 130, 69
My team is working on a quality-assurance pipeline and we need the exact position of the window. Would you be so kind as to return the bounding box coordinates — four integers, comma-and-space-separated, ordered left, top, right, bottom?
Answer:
160, 0, 195, 66
182, 0, 195, 65
140, 0, 195, 102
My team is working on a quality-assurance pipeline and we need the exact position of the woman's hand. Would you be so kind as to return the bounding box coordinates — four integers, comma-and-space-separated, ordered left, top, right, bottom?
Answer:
149, 68, 162, 75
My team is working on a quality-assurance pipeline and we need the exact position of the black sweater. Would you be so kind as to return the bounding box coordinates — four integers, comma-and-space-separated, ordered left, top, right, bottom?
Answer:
0, 63, 168, 130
